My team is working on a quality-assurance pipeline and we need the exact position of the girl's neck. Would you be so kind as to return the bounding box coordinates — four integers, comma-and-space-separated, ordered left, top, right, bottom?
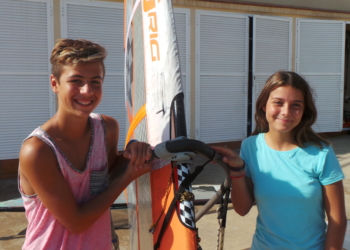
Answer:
264, 131, 298, 151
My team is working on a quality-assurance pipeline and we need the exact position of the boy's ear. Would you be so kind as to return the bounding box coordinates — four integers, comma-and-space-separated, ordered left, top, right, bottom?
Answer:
50, 75, 59, 93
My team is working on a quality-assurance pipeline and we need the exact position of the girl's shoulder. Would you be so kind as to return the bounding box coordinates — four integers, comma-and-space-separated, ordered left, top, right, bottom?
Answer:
240, 134, 265, 154
297, 144, 335, 167
242, 133, 264, 146
242, 133, 261, 141
302, 142, 333, 155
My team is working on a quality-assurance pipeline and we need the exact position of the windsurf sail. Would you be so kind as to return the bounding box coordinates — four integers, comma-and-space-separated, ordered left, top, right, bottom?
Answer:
124, 0, 198, 249
124, 0, 235, 249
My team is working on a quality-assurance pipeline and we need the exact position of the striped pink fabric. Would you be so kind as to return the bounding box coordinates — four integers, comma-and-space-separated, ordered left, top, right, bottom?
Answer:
19, 113, 112, 250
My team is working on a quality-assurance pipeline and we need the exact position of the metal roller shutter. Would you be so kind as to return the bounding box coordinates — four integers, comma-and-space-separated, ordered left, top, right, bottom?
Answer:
296, 19, 345, 133
196, 10, 249, 143
0, 0, 54, 160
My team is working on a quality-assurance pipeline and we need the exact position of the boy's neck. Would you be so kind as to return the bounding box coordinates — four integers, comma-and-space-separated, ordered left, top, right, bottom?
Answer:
264, 131, 298, 151
45, 111, 91, 141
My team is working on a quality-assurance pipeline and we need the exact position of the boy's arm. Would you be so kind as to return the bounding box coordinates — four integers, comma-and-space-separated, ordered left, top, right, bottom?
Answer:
108, 154, 129, 185
20, 116, 152, 234
103, 114, 152, 185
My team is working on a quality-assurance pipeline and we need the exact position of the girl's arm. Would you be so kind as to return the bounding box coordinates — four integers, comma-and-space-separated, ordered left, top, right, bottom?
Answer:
231, 175, 254, 216
323, 180, 347, 250
19, 116, 152, 234
212, 146, 255, 216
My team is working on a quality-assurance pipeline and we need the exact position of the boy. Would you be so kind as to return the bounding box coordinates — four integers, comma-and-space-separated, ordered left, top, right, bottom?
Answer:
18, 39, 152, 250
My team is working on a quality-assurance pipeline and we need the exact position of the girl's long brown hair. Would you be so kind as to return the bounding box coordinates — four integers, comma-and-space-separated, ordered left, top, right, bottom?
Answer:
252, 71, 329, 148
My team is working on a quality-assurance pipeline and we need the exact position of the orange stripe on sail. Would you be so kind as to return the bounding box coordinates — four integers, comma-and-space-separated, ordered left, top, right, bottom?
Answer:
151, 165, 198, 250
125, 104, 147, 147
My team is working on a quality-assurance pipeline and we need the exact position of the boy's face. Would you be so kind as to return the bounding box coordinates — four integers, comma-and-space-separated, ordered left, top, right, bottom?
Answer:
51, 61, 104, 117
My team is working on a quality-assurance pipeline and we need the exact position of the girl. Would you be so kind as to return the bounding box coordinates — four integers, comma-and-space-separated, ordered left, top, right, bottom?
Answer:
213, 71, 346, 250
18, 39, 152, 250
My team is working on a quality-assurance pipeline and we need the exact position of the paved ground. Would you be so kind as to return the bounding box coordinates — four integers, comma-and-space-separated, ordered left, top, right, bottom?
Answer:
0, 134, 349, 250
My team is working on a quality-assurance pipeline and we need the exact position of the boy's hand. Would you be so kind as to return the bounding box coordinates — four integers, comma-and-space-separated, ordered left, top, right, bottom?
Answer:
123, 141, 153, 171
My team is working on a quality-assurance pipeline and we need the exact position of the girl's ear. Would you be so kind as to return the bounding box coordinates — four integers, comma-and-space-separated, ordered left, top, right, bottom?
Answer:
50, 75, 59, 93
262, 105, 266, 112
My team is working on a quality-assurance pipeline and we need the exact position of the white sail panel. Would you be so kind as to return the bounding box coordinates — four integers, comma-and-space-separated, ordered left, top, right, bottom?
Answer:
142, 0, 183, 146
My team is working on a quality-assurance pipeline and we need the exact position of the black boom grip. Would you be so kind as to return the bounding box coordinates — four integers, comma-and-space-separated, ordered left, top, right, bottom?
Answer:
165, 139, 215, 159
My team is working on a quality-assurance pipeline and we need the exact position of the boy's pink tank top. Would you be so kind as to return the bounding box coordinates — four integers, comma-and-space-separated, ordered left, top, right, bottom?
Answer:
19, 113, 112, 250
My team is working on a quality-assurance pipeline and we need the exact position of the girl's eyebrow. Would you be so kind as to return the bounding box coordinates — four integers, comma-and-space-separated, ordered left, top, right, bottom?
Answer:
271, 97, 304, 103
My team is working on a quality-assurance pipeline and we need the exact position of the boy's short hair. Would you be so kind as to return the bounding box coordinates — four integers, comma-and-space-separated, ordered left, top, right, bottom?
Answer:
50, 39, 107, 80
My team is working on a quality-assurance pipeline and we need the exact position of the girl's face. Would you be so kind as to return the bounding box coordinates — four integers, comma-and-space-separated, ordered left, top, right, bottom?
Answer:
263, 85, 304, 136
51, 61, 103, 117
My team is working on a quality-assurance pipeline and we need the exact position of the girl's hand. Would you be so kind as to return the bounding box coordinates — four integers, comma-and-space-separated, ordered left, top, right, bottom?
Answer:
211, 146, 244, 168
123, 141, 153, 171
212, 146, 254, 216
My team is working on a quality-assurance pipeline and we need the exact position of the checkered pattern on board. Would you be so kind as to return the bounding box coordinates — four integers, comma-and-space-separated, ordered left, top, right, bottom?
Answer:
177, 163, 195, 228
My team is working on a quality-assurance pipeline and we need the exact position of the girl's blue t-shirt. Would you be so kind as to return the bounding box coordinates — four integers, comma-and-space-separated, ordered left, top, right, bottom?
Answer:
240, 133, 344, 250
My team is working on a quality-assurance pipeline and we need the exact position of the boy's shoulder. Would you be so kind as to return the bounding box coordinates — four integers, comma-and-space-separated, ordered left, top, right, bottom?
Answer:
98, 114, 119, 131
20, 135, 56, 166
97, 114, 120, 149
